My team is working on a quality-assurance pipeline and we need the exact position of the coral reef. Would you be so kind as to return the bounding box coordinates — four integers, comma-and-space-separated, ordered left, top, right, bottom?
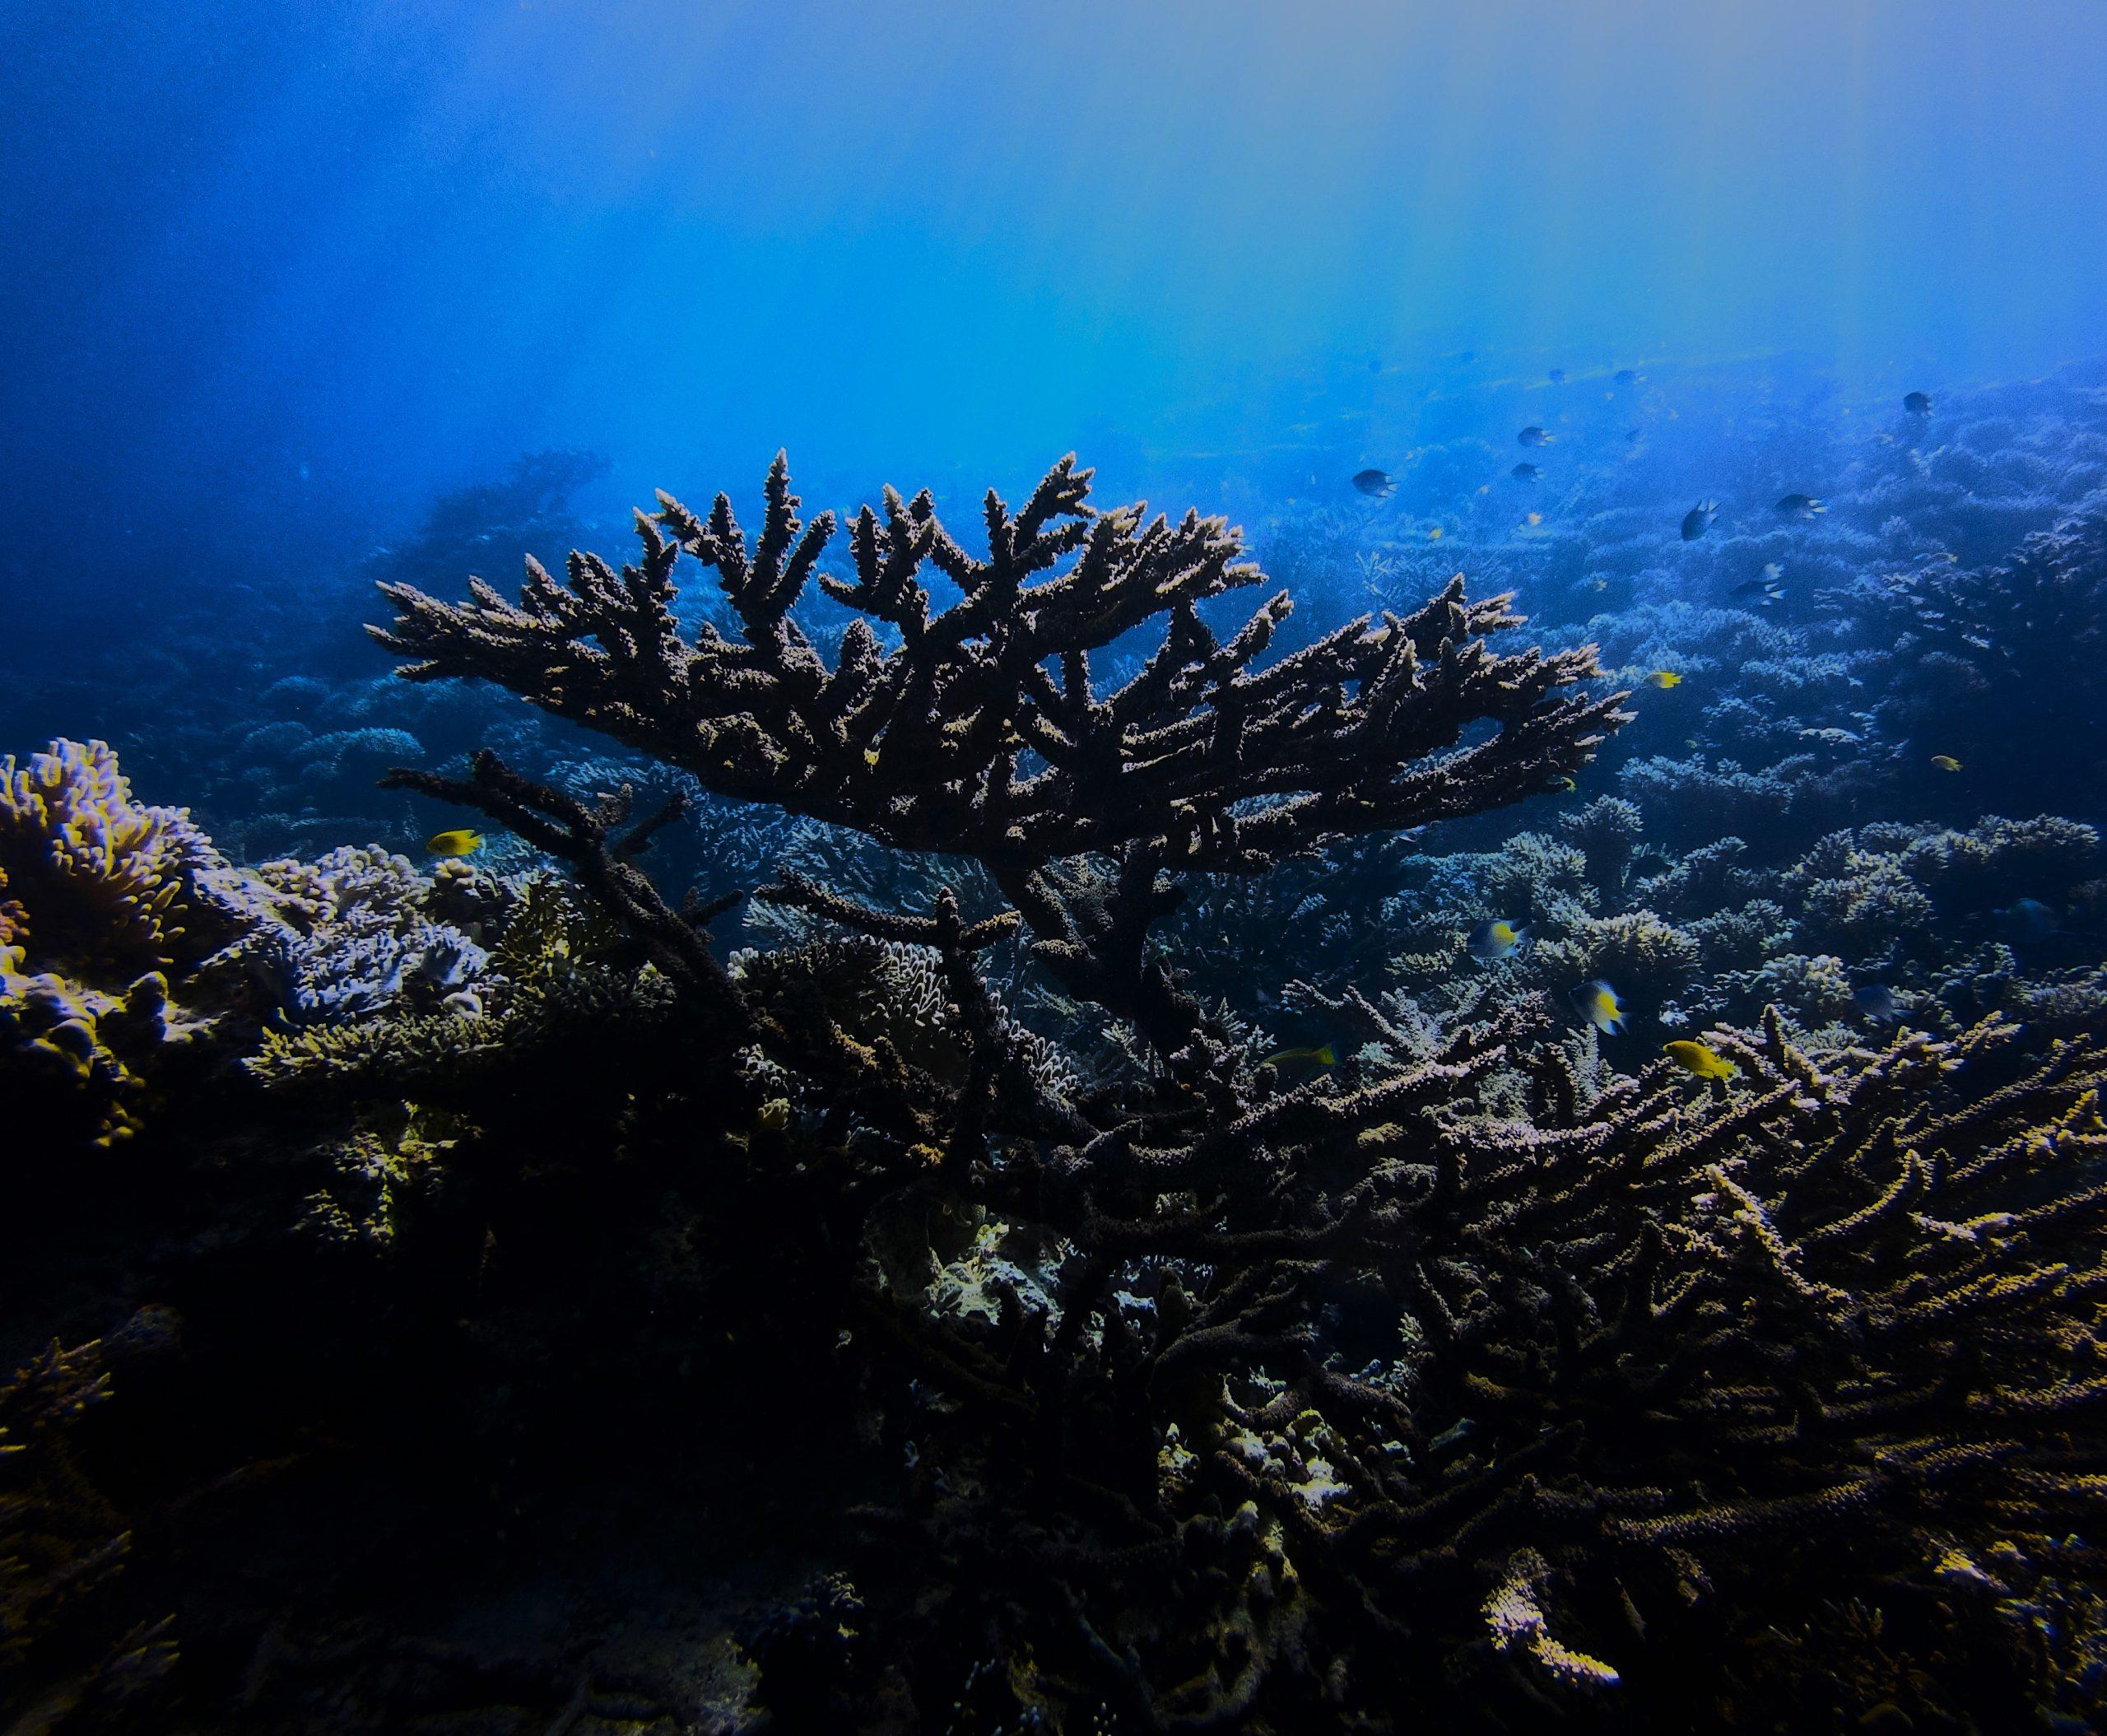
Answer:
0, 739, 226, 979
0, 741, 239, 1147
204, 844, 500, 1025
3, 428, 2105, 1732
1838, 507, 2107, 814
375, 453, 1624, 871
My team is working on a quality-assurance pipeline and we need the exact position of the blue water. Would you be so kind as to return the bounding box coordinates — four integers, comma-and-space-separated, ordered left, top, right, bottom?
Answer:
7, 13, 2107, 1729
4, 2, 2104, 572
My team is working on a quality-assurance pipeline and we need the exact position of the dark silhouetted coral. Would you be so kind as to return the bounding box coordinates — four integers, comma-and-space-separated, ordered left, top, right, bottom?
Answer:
374, 454, 1626, 874
5, 424, 2107, 1733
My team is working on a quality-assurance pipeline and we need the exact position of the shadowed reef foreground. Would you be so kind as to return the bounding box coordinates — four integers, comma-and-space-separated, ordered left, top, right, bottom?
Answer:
5, 458, 2107, 1734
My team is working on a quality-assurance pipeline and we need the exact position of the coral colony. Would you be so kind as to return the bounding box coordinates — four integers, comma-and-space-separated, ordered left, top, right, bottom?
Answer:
7, 452, 2107, 1734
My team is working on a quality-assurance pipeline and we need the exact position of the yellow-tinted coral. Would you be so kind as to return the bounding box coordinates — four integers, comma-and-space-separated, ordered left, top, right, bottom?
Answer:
0, 741, 235, 1149
0, 738, 223, 976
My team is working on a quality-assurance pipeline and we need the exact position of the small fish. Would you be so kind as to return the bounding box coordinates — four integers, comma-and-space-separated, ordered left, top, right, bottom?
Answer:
1467, 918, 1531, 962
1613, 368, 1640, 384
1263, 1043, 1339, 1069
1647, 670, 1684, 689
1569, 979, 1627, 1036
1776, 493, 1826, 516
1853, 985, 1901, 1026
1681, 500, 1717, 540
1904, 391, 1933, 416
1511, 462, 1542, 481
1763, 562, 1784, 582
1526, 511, 1544, 526
1929, 754, 1962, 772
1998, 897, 2059, 940
1518, 426, 1554, 447
1427, 1416, 1477, 1454
426, 828, 485, 858
1588, 575, 1606, 589
1351, 468, 1394, 497
1428, 525, 1444, 540
1547, 367, 1566, 384
1728, 577, 1784, 607
1548, 774, 1577, 792
1663, 1040, 1737, 1082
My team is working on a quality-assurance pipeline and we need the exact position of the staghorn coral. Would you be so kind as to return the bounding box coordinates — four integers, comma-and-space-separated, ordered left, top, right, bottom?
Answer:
10, 417, 2107, 1729
333, 654, 2107, 1727
374, 453, 1626, 878
755, 984, 2107, 1729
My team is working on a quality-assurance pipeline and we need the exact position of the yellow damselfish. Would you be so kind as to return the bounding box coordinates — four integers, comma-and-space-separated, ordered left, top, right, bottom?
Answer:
1568, 979, 1626, 1035
426, 828, 484, 858
1646, 670, 1683, 689
1663, 1040, 1738, 1082
1930, 755, 1962, 772
1263, 1043, 1338, 1069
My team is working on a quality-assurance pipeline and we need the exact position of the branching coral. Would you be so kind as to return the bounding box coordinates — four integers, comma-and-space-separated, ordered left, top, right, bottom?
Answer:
824, 1005, 2107, 1728
317, 724, 2107, 1729
9, 433, 2107, 1731
374, 453, 1625, 877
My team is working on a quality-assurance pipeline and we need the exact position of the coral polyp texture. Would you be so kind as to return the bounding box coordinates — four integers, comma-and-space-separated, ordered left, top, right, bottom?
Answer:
0, 738, 222, 977
0, 740, 236, 1146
